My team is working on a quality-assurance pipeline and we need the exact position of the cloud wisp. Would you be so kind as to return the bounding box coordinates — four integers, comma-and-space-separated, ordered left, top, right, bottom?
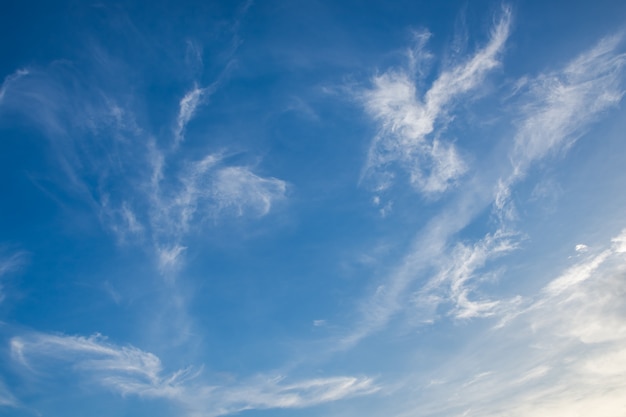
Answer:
0, 54, 287, 276
395, 229, 626, 417
415, 228, 522, 321
149, 152, 287, 274
174, 85, 207, 146
0, 251, 26, 305
495, 33, 626, 222
0, 380, 18, 409
360, 7, 511, 196
10, 332, 378, 417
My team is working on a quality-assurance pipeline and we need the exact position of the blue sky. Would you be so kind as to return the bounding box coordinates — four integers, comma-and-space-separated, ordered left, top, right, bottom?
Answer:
1, 1, 626, 416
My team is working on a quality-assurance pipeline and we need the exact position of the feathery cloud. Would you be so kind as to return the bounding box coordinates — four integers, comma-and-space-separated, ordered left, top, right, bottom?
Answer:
0, 251, 26, 304
10, 332, 378, 417
361, 7, 511, 196
0, 380, 18, 408
0, 55, 287, 276
495, 33, 626, 221
345, 23, 626, 351
0, 69, 29, 103
174, 85, 206, 146
392, 229, 626, 417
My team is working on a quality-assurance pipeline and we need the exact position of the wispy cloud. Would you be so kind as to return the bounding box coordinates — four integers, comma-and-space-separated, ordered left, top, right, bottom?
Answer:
339, 201, 480, 348
174, 84, 207, 146
0, 69, 29, 103
495, 33, 626, 221
0, 49, 286, 276
0, 379, 18, 408
397, 229, 626, 417
417, 229, 521, 320
0, 251, 26, 304
10, 332, 378, 417
344, 21, 626, 352
360, 7, 511, 196
212, 166, 287, 217
149, 152, 287, 272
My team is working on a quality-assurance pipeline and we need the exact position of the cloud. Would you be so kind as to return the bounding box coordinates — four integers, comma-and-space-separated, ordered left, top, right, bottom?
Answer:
0, 251, 26, 304
157, 244, 188, 274
0, 379, 18, 408
339, 201, 479, 348
391, 229, 626, 417
0, 51, 287, 277
345, 22, 626, 352
10, 332, 378, 417
146, 152, 287, 271
174, 85, 206, 146
512, 35, 626, 173
0, 69, 29, 103
162, 153, 286, 226
575, 244, 589, 252
495, 33, 626, 221
414, 228, 521, 320
360, 7, 511, 196
212, 167, 287, 217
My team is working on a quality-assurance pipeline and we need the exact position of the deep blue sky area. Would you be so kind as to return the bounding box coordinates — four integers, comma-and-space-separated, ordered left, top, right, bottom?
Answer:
1, 1, 626, 416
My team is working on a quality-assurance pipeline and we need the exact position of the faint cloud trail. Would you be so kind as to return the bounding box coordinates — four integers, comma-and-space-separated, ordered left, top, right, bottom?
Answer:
10, 331, 378, 417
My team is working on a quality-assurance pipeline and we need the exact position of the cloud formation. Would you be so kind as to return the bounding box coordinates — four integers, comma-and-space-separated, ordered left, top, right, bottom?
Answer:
344, 21, 626, 351
0, 56, 287, 275
495, 33, 626, 221
399, 229, 626, 417
361, 7, 511, 195
0, 251, 26, 304
174, 85, 207, 146
10, 332, 378, 417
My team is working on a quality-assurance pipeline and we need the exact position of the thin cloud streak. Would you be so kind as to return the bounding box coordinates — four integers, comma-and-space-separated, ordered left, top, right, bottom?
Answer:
495, 33, 626, 221
0, 251, 26, 304
0, 54, 287, 276
0, 69, 29, 103
10, 332, 378, 417
0, 380, 18, 408
174, 84, 206, 146
417, 228, 522, 320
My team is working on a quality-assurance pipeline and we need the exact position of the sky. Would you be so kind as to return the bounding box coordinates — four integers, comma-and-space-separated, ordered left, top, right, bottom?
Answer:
1, 0, 626, 416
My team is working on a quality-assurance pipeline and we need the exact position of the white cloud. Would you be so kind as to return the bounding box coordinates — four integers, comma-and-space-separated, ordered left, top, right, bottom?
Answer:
339, 203, 473, 348
174, 85, 206, 145
10, 332, 378, 417
0, 251, 26, 304
495, 33, 626, 221
0, 69, 29, 103
343, 26, 626, 350
0, 59, 288, 277
391, 229, 626, 417
146, 153, 287, 271
544, 249, 611, 296
575, 243, 589, 253
512, 35, 626, 175
213, 166, 287, 217
157, 244, 188, 274
0, 380, 18, 408
361, 7, 511, 196
417, 228, 521, 320
612, 229, 626, 253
